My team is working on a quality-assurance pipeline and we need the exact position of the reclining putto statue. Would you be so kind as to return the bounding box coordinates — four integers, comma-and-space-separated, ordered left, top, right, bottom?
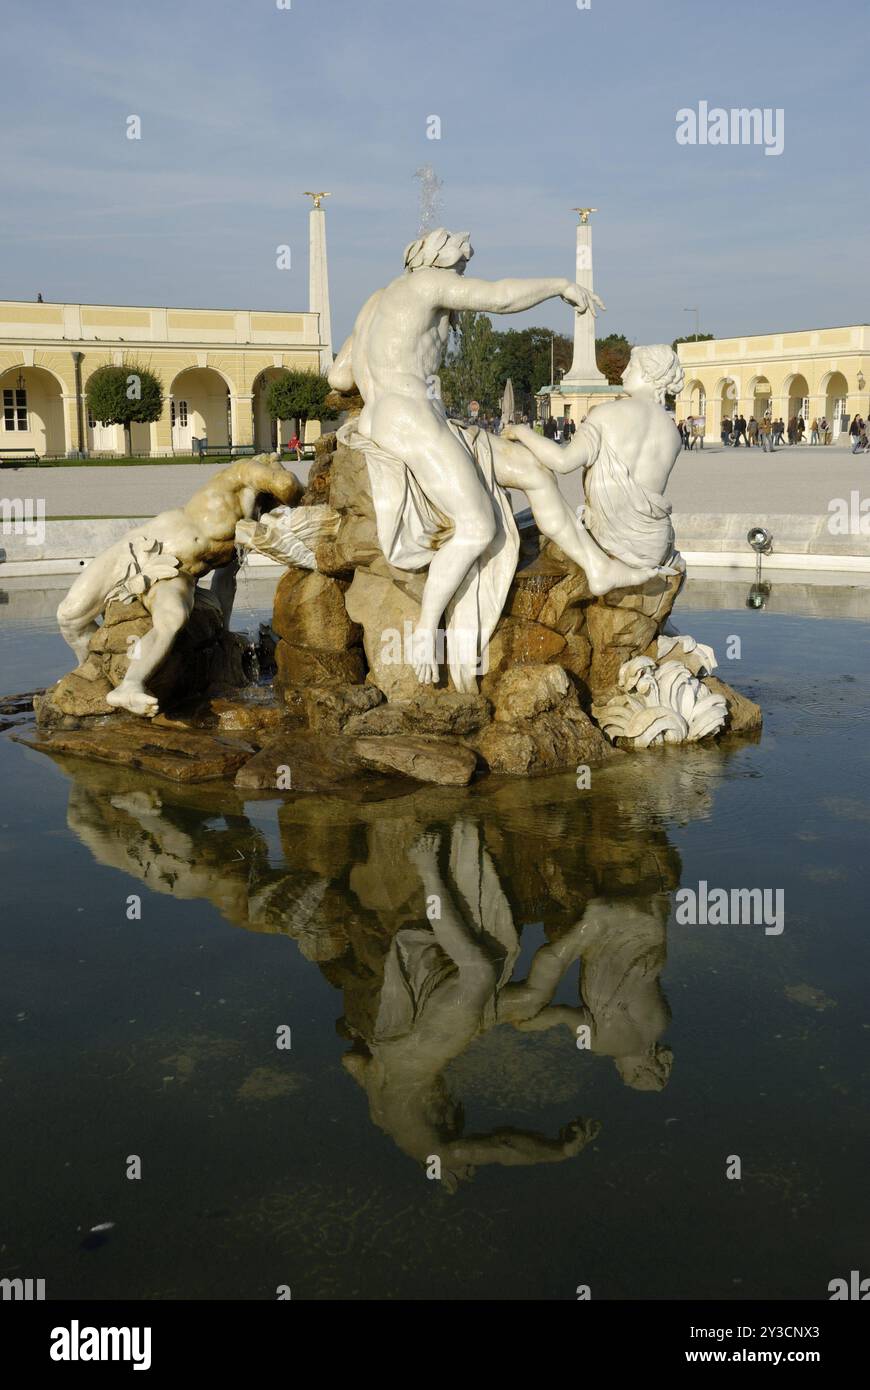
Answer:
57, 456, 302, 716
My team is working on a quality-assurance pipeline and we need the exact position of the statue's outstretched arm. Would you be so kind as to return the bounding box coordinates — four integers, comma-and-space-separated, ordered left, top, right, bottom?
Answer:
503, 421, 599, 474
435, 274, 589, 316
237, 461, 303, 506
442, 1119, 597, 1167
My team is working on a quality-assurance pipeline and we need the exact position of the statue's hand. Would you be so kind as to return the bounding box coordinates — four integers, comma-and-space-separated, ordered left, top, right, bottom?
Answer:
501, 422, 528, 443
562, 284, 605, 316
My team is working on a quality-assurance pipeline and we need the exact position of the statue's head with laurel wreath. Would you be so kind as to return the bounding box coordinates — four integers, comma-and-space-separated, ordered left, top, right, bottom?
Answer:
403, 228, 473, 274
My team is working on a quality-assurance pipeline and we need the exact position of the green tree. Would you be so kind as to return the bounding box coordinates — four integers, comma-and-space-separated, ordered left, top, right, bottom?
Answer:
672, 333, 714, 351
85, 360, 163, 456
439, 311, 500, 415
265, 369, 338, 437
492, 327, 572, 410
595, 333, 633, 386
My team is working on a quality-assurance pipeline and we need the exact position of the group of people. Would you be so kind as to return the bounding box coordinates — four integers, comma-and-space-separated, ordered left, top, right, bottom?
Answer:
541, 415, 577, 444
717, 414, 784, 450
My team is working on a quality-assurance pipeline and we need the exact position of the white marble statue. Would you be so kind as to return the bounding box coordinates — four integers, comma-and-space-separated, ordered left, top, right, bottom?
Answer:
328, 228, 605, 688
329, 232, 685, 689
56, 456, 302, 717
502, 343, 686, 572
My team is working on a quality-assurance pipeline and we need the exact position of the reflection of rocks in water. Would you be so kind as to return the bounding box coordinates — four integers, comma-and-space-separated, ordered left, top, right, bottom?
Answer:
48, 733, 745, 1183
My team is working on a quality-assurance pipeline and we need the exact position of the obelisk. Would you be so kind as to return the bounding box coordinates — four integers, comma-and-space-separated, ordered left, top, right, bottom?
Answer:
304, 192, 333, 373
562, 207, 608, 386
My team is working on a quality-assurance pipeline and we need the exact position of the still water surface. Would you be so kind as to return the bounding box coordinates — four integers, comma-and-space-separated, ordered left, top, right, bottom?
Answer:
0, 578, 868, 1299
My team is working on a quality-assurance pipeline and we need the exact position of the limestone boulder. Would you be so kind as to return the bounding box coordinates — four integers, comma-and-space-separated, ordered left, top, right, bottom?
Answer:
344, 569, 424, 701
486, 664, 571, 723
152, 694, 299, 742
483, 615, 567, 677
233, 731, 413, 802
302, 683, 383, 734
585, 573, 683, 697
704, 675, 763, 735
472, 704, 615, 776
275, 641, 366, 690
272, 568, 361, 651
19, 721, 255, 783
344, 690, 491, 738
353, 734, 477, 786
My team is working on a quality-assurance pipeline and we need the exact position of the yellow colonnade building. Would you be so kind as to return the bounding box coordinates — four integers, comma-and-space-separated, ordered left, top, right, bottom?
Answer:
0, 299, 328, 459
676, 325, 869, 443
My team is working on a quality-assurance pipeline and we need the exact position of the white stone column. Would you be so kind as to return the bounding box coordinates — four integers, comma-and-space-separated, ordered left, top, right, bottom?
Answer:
308, 200, 333, 374
562, 212, 608, 387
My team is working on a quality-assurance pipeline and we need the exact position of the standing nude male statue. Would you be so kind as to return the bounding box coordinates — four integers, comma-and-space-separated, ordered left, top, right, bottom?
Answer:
328, 228, 602, 683
57, 456, 302, 717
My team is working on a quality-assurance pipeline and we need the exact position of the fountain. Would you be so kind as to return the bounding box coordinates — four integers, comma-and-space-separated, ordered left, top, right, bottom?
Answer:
15, 228, 760, 790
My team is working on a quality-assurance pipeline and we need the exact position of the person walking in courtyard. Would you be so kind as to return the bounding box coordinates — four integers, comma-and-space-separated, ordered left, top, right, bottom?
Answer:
734, 413, 748, 446
721, 415, 732, 446
760, 414, 773, 452
747, 416, 759, 447
796, 414, 806, 442
850, 416, 862, 450
810, 417, 820, 445
773, 417, 785, 445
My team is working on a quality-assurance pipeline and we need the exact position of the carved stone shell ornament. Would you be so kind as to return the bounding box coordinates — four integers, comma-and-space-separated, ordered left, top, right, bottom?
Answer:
592, 651, 727, 748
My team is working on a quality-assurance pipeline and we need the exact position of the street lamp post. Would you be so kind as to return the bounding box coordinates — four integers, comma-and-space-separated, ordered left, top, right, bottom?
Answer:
684, 306, 700, 339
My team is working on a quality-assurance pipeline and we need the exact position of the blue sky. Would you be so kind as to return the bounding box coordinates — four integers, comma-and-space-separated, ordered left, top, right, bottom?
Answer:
0, 0, 866, 347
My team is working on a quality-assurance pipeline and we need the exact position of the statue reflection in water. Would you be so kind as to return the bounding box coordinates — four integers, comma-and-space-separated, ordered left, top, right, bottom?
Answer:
52, 746, 730, 1188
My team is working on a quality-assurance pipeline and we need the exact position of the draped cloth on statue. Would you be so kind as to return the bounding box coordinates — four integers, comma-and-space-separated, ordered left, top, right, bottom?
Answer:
580, 421, 676, 570
337, 421, 519, 691
373, 822, 520, 1043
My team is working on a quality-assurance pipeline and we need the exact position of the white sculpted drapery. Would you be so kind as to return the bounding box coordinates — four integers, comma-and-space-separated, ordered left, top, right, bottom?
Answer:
339, 420, 519, 691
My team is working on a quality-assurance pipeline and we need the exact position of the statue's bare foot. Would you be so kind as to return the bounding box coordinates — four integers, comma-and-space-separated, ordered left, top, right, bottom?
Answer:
586, 558, 659, 596
411, 626, 439, 684
106, 684, 159, 718
501, 422, 533, 444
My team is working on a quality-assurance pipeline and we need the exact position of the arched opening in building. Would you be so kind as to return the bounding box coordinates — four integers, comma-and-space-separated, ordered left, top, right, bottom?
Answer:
685, 379, 706, 420
822, 371, 849, 441
252, 368, 300, 453
784, 374, 810, 430
750, 375, 772, 422
169, 368, 231, 454
718, 377, 738, 430
0, 364, 66, 458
